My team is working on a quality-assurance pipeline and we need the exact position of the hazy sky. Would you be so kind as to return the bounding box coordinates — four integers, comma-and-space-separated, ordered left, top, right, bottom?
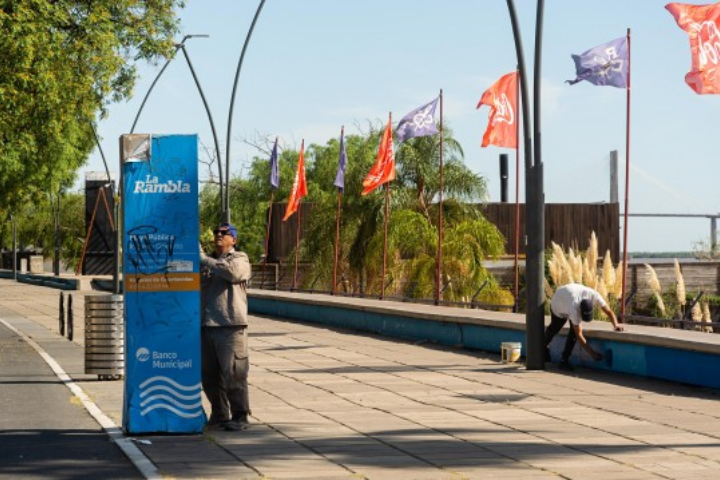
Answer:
83, 1, 720, 253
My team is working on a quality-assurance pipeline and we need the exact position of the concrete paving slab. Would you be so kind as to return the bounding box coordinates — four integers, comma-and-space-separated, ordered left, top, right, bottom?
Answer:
4, 279, 720, 479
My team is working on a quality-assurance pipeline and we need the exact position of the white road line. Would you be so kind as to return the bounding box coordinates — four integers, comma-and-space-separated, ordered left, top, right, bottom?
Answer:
0, 316, 160, 480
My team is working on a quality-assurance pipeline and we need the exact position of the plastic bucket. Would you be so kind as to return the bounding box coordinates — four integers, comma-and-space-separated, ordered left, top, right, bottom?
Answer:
501, 342, 522, 364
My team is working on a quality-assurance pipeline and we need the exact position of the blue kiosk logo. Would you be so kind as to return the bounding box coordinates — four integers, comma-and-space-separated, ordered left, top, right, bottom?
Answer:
136, 347, 150, 362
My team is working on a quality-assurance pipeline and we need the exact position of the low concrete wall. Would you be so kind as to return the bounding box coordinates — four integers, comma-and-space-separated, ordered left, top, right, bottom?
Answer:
249, 290, 720, 390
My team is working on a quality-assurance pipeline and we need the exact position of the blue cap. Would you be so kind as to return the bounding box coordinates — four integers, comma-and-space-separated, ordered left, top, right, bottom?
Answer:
219, 222, 237, 239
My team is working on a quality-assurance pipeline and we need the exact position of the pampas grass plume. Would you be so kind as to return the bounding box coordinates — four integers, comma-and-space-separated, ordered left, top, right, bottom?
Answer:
644, 264, 662, 294
586, 232, 598, 277
544, 278, 554, 299
602, 250, 615, 294
654, 292, 666, 316
674, 259, 686, 306
702, 302, 713, 333
597, 280, 608, 318
613, 261, 624, 298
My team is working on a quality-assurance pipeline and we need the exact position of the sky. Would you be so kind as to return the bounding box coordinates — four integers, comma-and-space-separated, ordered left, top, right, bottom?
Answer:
83, 0, 720, 253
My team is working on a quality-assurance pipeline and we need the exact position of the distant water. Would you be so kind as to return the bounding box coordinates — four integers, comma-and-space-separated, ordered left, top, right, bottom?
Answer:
627, 256, 704, 264
488, 255, 708, 268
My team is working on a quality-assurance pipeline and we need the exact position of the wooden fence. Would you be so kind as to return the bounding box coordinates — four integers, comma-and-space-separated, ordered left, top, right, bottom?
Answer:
267, 202, 620, 262
481, 203, 620, 260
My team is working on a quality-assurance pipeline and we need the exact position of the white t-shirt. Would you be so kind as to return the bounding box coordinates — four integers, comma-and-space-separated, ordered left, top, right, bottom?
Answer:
550, 283, 606, 326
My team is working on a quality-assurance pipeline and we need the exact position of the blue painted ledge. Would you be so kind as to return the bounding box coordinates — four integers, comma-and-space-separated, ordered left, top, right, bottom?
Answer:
0, 271, 80, 290
249, 290, 720, 390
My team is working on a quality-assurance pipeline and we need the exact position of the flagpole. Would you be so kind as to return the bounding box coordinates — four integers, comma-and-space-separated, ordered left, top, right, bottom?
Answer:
620, 28, 632, 323
435, 90, 444, 306
292, 139, 304, 291
262, 191, 274, 288
514, 70, 521, 313
381, 114, 391, 300
332, 126, 344, 295
382, 183, 390, 300
293, 203, 301, 291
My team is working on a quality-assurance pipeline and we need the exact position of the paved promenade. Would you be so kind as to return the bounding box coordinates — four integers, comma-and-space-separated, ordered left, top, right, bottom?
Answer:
2, 278, 720, 479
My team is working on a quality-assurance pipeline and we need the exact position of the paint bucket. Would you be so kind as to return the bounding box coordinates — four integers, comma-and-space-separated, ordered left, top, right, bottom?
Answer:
501, 342, 522, 364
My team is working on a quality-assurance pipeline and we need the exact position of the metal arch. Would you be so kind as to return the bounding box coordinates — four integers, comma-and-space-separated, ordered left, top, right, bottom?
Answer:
225, 0, 268, 222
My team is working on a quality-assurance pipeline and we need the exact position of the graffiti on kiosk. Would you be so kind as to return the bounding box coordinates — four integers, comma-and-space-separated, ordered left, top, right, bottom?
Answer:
127, 225, 176, 275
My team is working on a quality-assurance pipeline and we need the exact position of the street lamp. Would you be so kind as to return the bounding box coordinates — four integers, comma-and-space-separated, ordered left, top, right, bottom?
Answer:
89, 123, 120, 293
11, 214, 17, 281
50, 190, 62, 276
504, 0, 546, 370
176, 36, 226, 220
130, 35, 223, 207
225, 0, 267, 223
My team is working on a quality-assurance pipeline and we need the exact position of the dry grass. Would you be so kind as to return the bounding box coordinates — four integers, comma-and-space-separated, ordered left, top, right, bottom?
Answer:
674, 259, 686, 307
602, 250, 615, 294
613, 261, 624, 298
691, 302, 702, 331
653, 292, 667, 316
543, 278, 554, 299
644, 264, 662, 295
569, 249, 583, 284
597, 278, 608, 318
586, 232, 598, 278
702, 302, 714, 333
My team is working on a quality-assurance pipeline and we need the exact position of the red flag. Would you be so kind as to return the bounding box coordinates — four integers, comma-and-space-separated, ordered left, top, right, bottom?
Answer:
477, 72, 518, 149
361, 117, 395, 195
667, 2, 720, 94
283, 140, 308, 221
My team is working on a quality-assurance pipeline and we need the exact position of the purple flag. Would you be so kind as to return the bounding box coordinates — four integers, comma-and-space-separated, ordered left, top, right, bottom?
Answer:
567, 36, 628, 88
269, 137, 279, 190
395, 97, 440, 143
334, 130, 347, 193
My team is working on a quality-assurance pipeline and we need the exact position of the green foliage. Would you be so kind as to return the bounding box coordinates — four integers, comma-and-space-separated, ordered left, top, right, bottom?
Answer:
1, 191, 85, 270
220, 125, 511, 305
0, 0, 184, 227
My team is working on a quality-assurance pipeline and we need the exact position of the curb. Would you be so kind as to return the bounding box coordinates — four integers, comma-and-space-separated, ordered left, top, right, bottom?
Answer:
0, 316, 160, 480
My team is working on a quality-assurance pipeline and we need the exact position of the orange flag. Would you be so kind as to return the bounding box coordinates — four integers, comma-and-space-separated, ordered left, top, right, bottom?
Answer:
477, 72, 518, 149
362, 116, 395, 195
283, 140, 308, 221
667, 2, 720, 95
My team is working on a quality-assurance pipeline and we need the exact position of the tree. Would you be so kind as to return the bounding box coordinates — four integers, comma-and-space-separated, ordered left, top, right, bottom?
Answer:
1, 191, 86, 271
394, 123, 488, 218
296, 126, 506, 300
0, 1, 184, 223
200, 124, 510, 304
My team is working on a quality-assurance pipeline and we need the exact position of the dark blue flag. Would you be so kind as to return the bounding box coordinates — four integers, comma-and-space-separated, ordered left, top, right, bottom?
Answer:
269, 138, 279, 190
334, 130, 347, 193
395, 97, 440, 143
567, 36, 628, 88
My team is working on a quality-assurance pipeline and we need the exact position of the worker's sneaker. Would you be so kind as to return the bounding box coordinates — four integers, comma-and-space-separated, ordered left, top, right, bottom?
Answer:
205, 415, 229, 430
225, 415, 251, 431
558, 360, 574, 372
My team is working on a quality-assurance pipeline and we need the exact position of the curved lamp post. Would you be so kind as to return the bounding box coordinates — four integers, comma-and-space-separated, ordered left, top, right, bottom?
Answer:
177, 36, 226, 218
89, 122, 121, 293
504, 0, 546, 370
130, 35, 223, 208
225, 0, 267, 222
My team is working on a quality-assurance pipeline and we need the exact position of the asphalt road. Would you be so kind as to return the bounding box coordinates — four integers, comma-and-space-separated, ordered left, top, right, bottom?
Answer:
0, 322, 141, 480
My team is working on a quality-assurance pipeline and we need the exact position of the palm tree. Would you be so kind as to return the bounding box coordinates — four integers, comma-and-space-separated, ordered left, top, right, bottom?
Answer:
221, 122, 511, 303
394, 123, 488, 221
